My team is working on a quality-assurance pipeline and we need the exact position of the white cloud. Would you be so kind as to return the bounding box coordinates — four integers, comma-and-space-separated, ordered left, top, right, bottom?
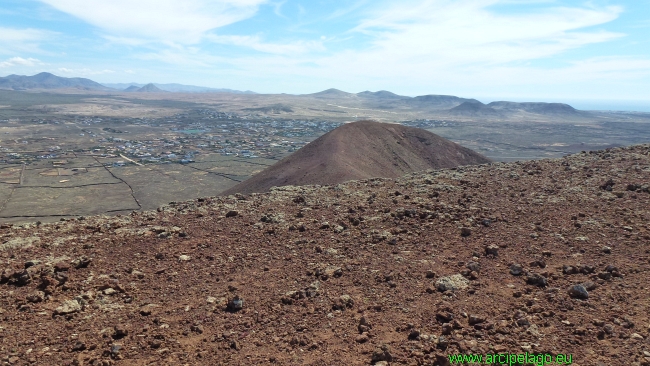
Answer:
0, 27, 51, 43
207, 34, 324, 55
0, 57, 44, 68
0, 27, 55, 54
58, 67, 115, 75
135, 46, 216, 67
38, 0, 269, 44
349, 0, 624, 68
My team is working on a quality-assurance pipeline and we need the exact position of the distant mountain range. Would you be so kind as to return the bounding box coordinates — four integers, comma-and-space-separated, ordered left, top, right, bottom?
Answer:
0, 72, 257, 94
102, 82, 256, 94
0, 73, 583, 116
122, 83, 166, 93
303, 88, 580, 116
0, 72, 112, 91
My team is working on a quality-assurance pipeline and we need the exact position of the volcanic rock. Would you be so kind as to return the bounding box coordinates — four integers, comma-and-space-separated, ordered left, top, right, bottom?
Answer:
436, 274, 470, 292
568, 285, 589, 299
54, 299, 82, 315
1, 144, 650, 365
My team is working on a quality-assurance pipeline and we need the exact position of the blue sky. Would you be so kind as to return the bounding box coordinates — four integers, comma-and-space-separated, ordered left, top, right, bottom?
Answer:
1, 0, 649, 108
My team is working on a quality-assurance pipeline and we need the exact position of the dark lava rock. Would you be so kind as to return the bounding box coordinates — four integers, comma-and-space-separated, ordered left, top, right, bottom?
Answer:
526, 273, 547, 287
227, 295, 244, 311
510, 264, 524, 276
568, 284, 589, 299
371, 344, 393, 362
466, 261, 480, 273
485, 245, 499, 256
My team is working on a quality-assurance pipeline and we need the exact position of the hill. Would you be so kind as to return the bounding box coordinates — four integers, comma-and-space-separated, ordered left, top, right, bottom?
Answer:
356, 90, 409, 99
307, 88, 357, 98
123, 85, 140, 92
0, 72, 111, 91
407, 94, 480, 109
447, 100, 501, 117
134, 83, 165, 93
222, 120, 491, 195
487, 101, 581, 115
2, 144, 649, 365
106, 82, 256, 94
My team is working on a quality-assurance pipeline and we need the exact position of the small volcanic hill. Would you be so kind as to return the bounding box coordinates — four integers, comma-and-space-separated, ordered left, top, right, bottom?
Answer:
408, 94, 479, 109
0, 72, 111, 91
123, 85, 141, 92
135, 83, 166, 93
2, 144, 650, 365
447, 100, 501, 117
357, 90, 409, 100
222, 120, 491, 195
307, 88, 357, 98
487, 101, 581, 115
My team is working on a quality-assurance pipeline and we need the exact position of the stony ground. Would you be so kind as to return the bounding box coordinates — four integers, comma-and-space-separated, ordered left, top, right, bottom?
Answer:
2, 145, 650, 366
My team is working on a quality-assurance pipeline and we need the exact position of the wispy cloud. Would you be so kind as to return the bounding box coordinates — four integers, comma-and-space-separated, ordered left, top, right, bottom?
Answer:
271, 0, 287, 19
0, 27, 55, 54
326, 0, 371, 20
207, 34, 324, 55
350, 0, 624, 67
0, 27, 51, 43
0, 57, 44, 68
38, 0, 269, 44
58, 67, 115, 75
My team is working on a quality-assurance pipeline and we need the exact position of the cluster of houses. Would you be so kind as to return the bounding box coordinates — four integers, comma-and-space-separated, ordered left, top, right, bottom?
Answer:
1, 110, 343, 166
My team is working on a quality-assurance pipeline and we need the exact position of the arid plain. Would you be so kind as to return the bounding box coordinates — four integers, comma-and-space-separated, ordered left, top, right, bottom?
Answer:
1, 88, 650, 223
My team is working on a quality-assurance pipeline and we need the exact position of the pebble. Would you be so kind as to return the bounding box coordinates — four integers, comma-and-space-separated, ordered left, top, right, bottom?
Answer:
54, 299, 81, 315
26, 291, 45, 303
526, 273, 548, 287
72, 256, 92, 269
468, 315, 486, 325
510, 264, 524, 276
225, 210, 238, 218
436, 274, 470, 292
568, 284, 589, 299
466, 261, 480, 272
227, 296, 244, 311
54, 262, 70, 272
355, 334, 369, 343
598, 272, 612, 281
371, 344, 393, 362
581, 281, 598, 291
24, 260, 41, 268
437, 335, 449, 350
408, 329, 421, 340
485, 245, 499, 256
113, 325, 128, 338
178, 255, 191, 262
358, 316, 372, 333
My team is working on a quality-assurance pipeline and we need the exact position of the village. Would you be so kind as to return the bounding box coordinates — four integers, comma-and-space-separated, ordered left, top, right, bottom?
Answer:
0, 109, 343, 167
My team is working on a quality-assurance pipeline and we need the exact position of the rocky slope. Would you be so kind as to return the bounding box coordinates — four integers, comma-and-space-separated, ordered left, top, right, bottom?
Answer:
222, 121, 491, 195
1, 145, 650, 365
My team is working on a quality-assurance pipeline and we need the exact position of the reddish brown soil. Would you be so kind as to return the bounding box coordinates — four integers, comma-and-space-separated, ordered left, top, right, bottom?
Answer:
1, 145, 650, 366
222, 120, 490, 195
